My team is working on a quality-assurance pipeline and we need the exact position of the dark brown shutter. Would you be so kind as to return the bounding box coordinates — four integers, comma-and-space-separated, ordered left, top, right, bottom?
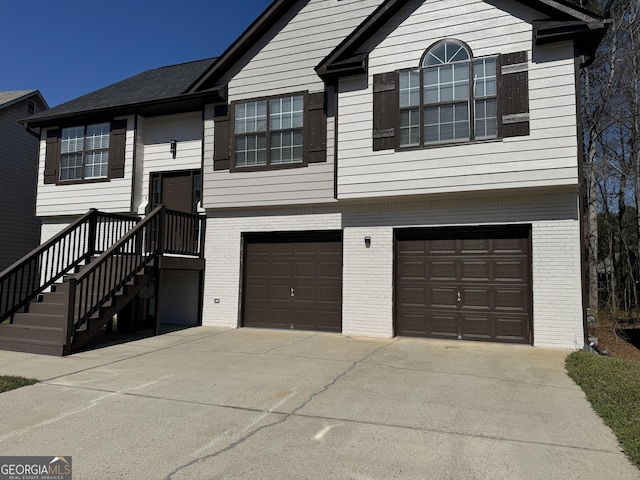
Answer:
108, 120, 128, 178
214, 105, 230, 171
305, 91, 327, 164
499, 51, 530, 138
373, 72, 398, 151
44, 129, 60, 184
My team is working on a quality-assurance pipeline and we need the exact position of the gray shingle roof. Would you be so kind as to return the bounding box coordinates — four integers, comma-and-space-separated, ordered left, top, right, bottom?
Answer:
0, 90, 38, 109
26, 58, 217, 124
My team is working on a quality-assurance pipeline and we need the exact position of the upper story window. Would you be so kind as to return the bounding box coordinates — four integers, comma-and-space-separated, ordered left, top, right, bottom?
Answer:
43, 120, 128, 185
372, 41, 530, 152
398, 40, 496, 147
60, 123, 110, 181
212, 91, 327, 172
234, 95, 304, 168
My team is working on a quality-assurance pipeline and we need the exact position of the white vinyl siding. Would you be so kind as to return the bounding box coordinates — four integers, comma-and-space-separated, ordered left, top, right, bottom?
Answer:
140, 112, 203, 211
203, 0, 380, 209
36, 117, 134, 216
337, 0, 578, 199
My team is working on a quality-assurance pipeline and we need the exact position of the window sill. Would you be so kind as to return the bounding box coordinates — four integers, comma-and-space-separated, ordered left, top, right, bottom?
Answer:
396, 137, 503, 152
55, 177, 111, 186
230, 161, 308, 173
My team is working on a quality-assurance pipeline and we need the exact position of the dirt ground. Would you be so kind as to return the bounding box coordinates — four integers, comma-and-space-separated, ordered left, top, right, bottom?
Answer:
588, 313, 640, 361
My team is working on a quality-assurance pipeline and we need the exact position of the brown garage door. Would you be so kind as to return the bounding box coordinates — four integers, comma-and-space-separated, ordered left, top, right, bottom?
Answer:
243, 232, 342, 332
395, 226, 532, 344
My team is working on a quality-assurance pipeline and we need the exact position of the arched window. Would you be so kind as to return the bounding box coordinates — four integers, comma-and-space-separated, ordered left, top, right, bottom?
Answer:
398, 39, 497, 146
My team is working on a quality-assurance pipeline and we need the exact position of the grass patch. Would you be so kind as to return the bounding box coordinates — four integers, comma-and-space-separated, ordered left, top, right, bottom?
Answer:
0, 375, 38, 393
566, 351, 640, 468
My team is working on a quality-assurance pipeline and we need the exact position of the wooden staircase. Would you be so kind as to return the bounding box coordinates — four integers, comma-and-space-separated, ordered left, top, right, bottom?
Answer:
0, 206, 204, 356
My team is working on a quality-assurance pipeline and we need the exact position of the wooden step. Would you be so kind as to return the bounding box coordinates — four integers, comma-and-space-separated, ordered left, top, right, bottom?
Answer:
27, 301, 67, 316
0, 324, 65, 343
0, 336, 65, 356
12, 312, 66, 328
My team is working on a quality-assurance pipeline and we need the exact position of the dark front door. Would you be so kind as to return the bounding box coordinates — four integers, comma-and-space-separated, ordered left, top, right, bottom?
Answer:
395, 226, 532, 344
162, 173, 193, 213
243, 232, 343, 332
151, 170, 201, 253
151, 170, 201, 213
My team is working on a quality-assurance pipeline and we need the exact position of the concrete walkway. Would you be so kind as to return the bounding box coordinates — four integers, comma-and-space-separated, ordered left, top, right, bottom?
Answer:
0, 327, 636, 479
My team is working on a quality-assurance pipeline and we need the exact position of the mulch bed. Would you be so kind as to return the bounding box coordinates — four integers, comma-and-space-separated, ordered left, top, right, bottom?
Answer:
589, 314, 640, 361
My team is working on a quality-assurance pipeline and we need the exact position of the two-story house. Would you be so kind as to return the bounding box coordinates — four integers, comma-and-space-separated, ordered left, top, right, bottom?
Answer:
5, 0, 607, 355
0, 90, 47, 272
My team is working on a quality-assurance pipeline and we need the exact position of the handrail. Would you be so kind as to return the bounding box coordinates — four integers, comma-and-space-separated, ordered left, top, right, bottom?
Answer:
0, 209, 139, 322
68, 206, 205, 337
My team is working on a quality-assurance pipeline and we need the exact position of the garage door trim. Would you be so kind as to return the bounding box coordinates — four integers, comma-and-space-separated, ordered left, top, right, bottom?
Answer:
393, 224, 534, 345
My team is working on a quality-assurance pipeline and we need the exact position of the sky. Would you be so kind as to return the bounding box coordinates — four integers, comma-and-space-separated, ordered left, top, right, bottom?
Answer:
1, 0, 273, 107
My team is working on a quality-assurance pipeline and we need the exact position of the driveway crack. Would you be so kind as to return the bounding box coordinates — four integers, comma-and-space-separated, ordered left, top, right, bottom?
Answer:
164, 339, 398, 480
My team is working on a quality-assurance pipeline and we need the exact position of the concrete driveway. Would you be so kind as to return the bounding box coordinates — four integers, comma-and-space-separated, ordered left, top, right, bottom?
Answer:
0, 327, 636, 479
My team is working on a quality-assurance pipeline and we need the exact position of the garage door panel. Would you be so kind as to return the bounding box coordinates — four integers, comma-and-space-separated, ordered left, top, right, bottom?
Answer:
461, 260, 490, 281
319, 261, 341, 279
430, 287, 457, 308
460, 314, 493, 340
428, 239, 457, 254
271, 261, 293, 278
270, 284, 292, 300
430, 314, 459, 338
243, 233, 342, 332
396, 226, 531, 344
397, 312, 427, 336
461, 238, 490, 253
495, 315, 529, 341
494, 260, 528, 282
495, 288, 528, 311
294, 285, 315, 302
399, 261, 427, 280
399, 287, 427, 307
493, 237, 527, 254
429, 260, 457, 281
319, 285, 341, 303
246, 284, 268, 301
295, 261, 315, 278
460, 287, 491, 309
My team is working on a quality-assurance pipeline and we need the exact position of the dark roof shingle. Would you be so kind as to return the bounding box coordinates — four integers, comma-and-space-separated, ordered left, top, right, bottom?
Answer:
26, 57, 217, 124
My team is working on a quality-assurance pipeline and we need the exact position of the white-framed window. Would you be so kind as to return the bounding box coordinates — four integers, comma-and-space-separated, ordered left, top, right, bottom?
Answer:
234, 95, 304, 168
60, 123, 110, 181
399, 39, 497, 147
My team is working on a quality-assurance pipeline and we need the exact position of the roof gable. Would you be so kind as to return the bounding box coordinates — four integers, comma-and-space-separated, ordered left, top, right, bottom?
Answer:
189, 0, 298, 94
316, 0, 608, 82
0, 90, 48, 111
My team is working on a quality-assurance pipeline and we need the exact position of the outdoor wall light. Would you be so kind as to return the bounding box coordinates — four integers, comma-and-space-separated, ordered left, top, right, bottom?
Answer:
170, 139, 177, 159
364, 236, 371, 248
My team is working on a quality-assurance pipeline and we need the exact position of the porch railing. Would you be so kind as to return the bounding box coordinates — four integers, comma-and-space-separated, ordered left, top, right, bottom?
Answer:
67, 206, 205, 337
0, 210, 139, 323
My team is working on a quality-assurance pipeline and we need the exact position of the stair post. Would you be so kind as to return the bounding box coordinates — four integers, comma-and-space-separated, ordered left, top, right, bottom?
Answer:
87, 209, 98, 257
153, 206, 165, 336
63, 277, 77, 355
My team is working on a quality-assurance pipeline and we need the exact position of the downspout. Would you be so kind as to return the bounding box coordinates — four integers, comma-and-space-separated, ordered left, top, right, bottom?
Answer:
574, 46, 592, 353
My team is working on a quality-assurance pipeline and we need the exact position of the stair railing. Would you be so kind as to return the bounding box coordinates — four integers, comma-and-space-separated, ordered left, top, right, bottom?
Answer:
0, 209, 139, 323
66, 206, 205, 340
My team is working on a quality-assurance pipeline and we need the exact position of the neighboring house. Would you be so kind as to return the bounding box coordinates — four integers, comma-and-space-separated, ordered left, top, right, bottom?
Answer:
13, 0, 607, 354
0, 90, 47, 272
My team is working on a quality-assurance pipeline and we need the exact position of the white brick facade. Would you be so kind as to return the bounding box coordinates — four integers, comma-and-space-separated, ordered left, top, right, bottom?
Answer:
202, 188, 584, 349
